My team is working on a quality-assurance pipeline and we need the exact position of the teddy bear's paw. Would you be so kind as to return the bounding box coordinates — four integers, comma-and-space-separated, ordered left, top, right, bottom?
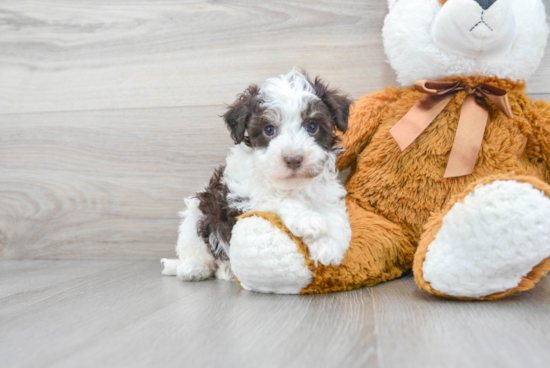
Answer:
176, 258, 214, 281
230, 215, 312, 294
420, 179, 550, 299
306, 235, 347, 266
286, 214, 328, 239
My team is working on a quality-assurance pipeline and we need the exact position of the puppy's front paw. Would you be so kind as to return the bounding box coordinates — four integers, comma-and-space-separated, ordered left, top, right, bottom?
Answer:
287, 215, 328, 239
176, 258, 213, 281
306, 235, 347, 266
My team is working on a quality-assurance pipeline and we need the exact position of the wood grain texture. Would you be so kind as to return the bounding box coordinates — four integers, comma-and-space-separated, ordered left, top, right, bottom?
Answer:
1, 260, 548, 368
372, 274, 550, 368
0, 260, 378, 368
0, 106, 232, 259
1, 0, 550, 259
531, 93, 550, 102
0, 0, 392, 114
1, 0, 549, 115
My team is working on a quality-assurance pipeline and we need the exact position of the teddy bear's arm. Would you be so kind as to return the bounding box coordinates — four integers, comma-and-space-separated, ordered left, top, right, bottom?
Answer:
531, 99, 550, 178
337, 88, 402, 171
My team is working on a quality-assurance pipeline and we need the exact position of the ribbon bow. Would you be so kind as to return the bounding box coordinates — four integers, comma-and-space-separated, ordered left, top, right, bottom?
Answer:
389, 80, 514, 178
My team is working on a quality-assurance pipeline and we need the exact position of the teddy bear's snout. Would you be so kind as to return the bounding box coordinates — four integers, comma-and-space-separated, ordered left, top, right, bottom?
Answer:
473, 0, 498, 11
431, 0, 515, 59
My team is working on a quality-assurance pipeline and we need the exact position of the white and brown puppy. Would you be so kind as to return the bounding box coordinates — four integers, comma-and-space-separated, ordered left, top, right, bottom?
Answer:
161, 69, 352, 281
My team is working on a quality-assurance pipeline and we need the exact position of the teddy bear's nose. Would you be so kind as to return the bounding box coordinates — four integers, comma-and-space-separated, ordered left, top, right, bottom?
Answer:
473, 0, 498, 10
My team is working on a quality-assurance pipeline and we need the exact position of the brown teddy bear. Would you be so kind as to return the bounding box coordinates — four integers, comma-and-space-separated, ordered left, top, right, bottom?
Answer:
229, 0, 550, 300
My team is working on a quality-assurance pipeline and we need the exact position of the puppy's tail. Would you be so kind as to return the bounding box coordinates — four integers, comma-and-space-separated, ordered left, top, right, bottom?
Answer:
160, 258, 182, 276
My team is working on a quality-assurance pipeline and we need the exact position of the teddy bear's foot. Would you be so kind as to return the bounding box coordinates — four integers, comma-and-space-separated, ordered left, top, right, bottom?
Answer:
415, 175, 550, 300
230, 213, 313, 294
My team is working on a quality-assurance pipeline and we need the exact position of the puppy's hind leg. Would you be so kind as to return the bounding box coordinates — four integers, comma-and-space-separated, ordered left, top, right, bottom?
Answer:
161, 197, 215, 281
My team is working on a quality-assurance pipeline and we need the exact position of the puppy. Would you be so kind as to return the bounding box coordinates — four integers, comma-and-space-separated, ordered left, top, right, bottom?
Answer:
161, 69, 352, 281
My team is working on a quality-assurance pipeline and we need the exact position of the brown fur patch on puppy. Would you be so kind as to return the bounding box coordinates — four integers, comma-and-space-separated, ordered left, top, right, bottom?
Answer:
305, 76, 353, 151
311, 76, 352, 134
223, 85, 262, 146
301, 101, 341, 151
196, 166, 244, 260
247, 115, 273, 148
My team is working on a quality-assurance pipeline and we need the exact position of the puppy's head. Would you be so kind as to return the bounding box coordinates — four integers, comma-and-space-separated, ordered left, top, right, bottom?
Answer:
223, 69, 351, 190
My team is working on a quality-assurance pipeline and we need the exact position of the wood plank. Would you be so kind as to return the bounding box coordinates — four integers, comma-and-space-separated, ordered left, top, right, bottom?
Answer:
2, 260, 549, 368
0, 0, 394, 114
2, 0, 550, 116
2, 102, 548, 261
0, 260, 378, 368
372, 274, 550, 368
530, 93, 550, 102
0, 259, 132, 298
1, 0, 550, 260
529, 0, 550, 95
0, 106, 232, 259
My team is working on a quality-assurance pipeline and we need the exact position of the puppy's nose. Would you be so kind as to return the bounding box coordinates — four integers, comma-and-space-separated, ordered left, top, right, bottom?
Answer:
284, 155, 303, 170
473, 0, 497, 10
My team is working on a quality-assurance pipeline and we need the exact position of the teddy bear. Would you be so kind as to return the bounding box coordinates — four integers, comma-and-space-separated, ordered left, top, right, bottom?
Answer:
228, 0, 550, 300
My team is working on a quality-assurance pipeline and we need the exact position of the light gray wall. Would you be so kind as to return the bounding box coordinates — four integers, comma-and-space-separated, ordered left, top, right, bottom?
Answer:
2, 0, 550, 259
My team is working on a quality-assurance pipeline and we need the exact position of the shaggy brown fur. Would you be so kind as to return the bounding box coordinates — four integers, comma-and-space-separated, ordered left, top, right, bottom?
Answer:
238, 206, 414, 295
235, 76, 550, 297
196, 166, 243, 261
332, 76, 550, 297
338, 77, 550, 245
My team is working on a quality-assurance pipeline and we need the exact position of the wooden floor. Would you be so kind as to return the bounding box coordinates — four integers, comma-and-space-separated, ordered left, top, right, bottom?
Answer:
2, 2, 550, 367
1, 260, 549, 368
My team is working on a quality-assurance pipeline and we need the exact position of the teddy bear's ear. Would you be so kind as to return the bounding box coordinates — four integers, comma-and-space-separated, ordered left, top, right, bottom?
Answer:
222, 85, 260, 145
312, 77, 352, 134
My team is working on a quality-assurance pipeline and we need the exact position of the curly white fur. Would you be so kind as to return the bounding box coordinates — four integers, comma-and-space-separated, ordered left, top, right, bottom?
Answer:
162, 70, 351, 281
224, 144, 350, 267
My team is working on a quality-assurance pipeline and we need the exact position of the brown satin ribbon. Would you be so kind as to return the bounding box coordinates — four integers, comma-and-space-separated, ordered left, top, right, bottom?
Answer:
389, 80, 514, 178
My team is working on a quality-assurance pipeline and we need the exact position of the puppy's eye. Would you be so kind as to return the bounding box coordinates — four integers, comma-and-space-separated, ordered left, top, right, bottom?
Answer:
306, 122, 318, 134
264, 125, 276, 136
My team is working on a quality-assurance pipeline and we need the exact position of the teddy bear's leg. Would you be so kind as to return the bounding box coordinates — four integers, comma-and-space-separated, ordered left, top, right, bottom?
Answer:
299, 198, 416, 293
230, 213, 313, 294
230, 199, 416, 294
414, 175, 550, 300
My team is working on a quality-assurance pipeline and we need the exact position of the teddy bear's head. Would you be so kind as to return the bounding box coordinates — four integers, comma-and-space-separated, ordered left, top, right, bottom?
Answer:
384, 0, 549, 85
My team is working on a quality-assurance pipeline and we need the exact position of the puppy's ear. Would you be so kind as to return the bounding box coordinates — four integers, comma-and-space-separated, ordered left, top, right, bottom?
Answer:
223, 85, 260, 145
312, 77, 352, 133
